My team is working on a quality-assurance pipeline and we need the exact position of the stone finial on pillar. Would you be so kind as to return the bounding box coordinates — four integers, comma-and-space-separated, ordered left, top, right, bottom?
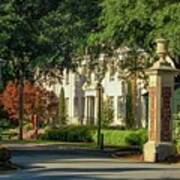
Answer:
156, 38, 168, 59
152, 38, 173, 68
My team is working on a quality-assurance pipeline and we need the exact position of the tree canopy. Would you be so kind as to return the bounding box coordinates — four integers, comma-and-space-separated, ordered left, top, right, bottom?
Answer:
0, 0, 101, 81
88, 0, 180, 62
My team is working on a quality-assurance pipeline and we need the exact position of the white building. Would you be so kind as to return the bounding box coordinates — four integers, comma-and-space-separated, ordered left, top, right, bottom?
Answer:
40, 50, 148, 127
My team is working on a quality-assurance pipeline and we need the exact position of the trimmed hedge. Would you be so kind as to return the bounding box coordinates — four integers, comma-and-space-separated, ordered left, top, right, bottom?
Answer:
40, 126, 148, 147
40, 126, 94, 142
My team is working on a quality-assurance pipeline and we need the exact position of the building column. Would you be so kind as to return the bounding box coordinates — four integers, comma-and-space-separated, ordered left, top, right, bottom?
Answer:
83, 97, 88, 125
94, 95, 98, 125
143, 38, 179, 162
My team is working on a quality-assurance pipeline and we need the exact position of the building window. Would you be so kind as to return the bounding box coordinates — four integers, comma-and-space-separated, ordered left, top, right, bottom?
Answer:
117, 96, 124, 118
121, 81, 125, 93
82, 97, 85, 119
65, 98, 69, 115
74, 97, 79, 117
75, 74, 80, 84
87, 96, 95, 125
109, 72, 115, 81
109, 96, 114, 107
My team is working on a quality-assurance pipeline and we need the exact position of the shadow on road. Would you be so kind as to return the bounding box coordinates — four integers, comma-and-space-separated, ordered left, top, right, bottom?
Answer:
1, 148, 180, 180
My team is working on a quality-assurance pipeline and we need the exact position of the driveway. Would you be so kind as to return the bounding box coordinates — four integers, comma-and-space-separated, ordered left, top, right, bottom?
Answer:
1, 146, 180, 179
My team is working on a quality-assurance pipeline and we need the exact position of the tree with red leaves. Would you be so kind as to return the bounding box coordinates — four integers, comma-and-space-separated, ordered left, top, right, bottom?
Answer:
0, 81, 58, 127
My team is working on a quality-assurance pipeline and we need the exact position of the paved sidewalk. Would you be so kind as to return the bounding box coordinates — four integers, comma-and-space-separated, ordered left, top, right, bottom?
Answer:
1, 147, 180, 179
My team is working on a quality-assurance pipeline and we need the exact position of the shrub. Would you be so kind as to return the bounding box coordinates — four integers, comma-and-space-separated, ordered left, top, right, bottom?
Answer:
0, 146, 11, 162
0, 119, 14, 129
24, 123, 33, 131
40, 125, 94, 142
173, 113, 180, 142
125, 129, 147, 147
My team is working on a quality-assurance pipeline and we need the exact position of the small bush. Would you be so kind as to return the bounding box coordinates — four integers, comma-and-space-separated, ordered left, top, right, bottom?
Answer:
40, 125, 94, 142
173, 113, 180, 141
125, 132, 141, 146
125, 129, 147, 147
0, 146, 11, 162
0, 119, 14, 129
24, 123, 33, 131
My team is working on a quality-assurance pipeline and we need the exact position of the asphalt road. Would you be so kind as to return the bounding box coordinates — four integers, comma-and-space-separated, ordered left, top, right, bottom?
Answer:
1, 149, 180, 180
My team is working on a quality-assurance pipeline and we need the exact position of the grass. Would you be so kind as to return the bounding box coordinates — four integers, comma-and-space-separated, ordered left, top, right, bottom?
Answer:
93, 129, 136, 146
1, 139, 134, 152
1, 127, 147, 149
1, 139, 98, 149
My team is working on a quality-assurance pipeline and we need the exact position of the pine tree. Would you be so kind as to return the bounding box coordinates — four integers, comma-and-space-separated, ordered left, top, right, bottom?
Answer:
58, 88, 67, 125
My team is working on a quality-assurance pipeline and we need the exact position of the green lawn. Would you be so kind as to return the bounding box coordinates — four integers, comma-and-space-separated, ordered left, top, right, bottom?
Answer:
93, 129, 138, 146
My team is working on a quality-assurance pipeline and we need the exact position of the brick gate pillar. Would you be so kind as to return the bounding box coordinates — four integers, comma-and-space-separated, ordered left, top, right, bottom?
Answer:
143, 38, 179, 162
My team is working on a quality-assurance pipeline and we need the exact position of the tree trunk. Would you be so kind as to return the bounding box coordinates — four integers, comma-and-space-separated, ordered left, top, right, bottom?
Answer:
18, 74, 24, 140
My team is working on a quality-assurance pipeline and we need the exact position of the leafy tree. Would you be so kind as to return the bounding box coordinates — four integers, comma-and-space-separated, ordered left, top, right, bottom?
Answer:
0, 81, 58, 127
101, 98, 114, 128
88, 0, 180, 61
88, 0, 180, 127
0, 0, 55, 139
0, 0, 101, 139
58, 88, 68, 125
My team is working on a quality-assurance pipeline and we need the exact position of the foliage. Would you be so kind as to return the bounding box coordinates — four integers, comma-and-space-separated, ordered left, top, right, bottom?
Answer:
0, 145, 11, 162
0, 81, 58, 125
125, 129, 148, 147
40, 126, 93, 142
93, 129, 134, 146
93, 128, 147, 147
0, 1, 101, 139
41, 126, 147, 146
58, 88, 68, 125
101, 98, 114, 127
0, 119, 13, 129
0, 0, 101, 78
88, 0, 180, 62
173, 113, 180, 141
24, 123, 33, 131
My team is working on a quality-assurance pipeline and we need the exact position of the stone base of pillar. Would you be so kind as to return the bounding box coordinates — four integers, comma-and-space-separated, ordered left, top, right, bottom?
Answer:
143, 141, 175, 162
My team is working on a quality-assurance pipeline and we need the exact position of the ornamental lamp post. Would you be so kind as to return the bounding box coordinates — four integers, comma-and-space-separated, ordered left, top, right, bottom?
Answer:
96, 53, 107, 150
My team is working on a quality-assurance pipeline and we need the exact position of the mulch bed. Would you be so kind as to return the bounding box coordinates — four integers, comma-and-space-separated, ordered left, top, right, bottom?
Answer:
0, 161, 18, 171
0, 145, 18, 171
162, 154, 180, 163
